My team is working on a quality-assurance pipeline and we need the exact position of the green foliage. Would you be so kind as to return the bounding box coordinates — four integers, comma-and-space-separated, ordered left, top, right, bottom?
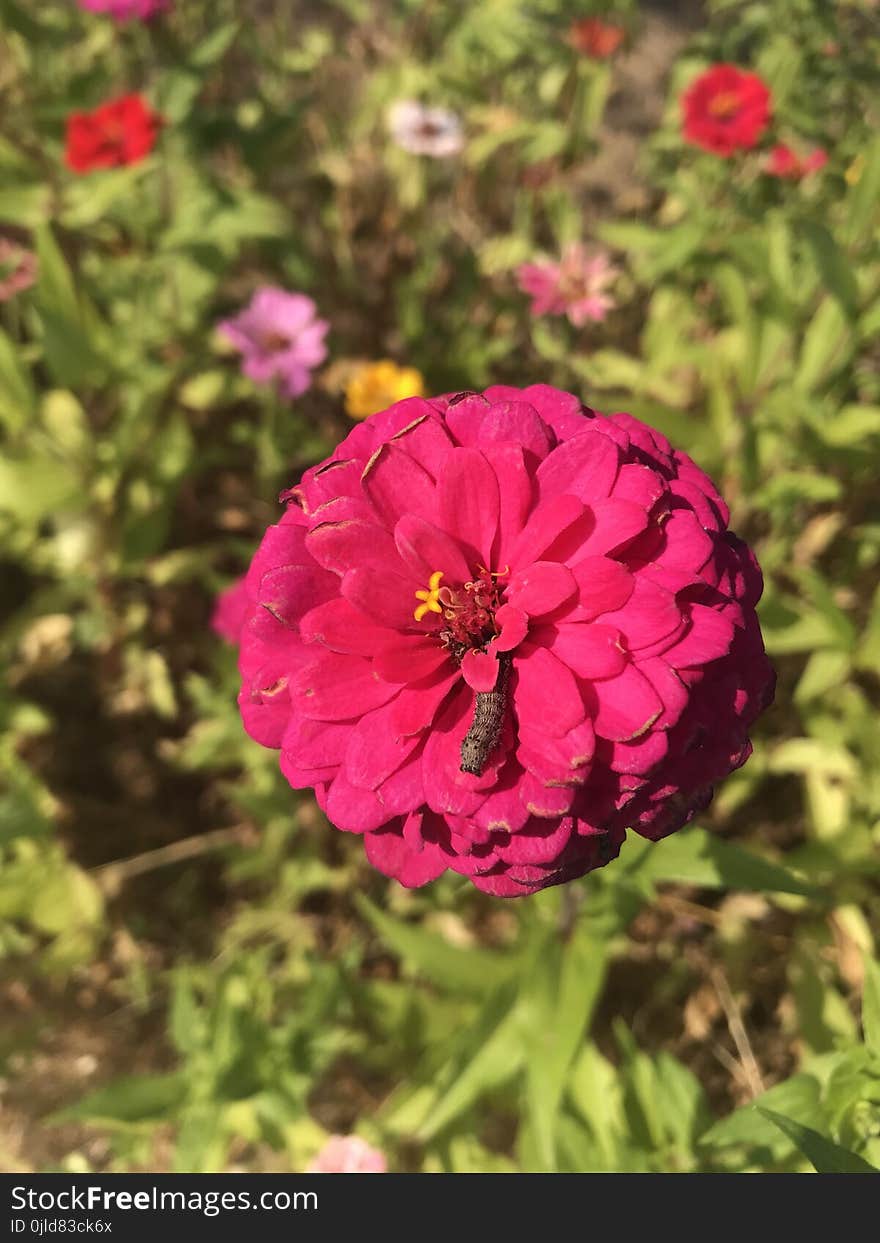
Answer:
1, 0, 879, 1175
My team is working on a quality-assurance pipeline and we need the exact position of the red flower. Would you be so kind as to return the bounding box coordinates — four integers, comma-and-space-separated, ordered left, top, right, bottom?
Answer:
65, 93, 162, 174
766, 143, 828, 180
681, 64, 771, 157
568, 17, 625, 59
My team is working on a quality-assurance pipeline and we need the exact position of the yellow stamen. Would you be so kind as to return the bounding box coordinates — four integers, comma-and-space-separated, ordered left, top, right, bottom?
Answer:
414, 570, 444, 621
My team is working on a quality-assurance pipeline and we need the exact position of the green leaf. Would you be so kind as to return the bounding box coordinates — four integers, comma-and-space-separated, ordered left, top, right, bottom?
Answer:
35, 226, 79, 324
33, 227, 107, 386
797, 296, 854, 394
0, 327, 35, 433
190, 22, 240, 68
862, 954, 880, 1057
417, 989, 525, 1141
30, 866, 104, 936
53, 1073, 186, 1125
356, 896, 519, 995
0, 454, 80, 523
0, 183, 50, 227
798, 220, 859, 318
758, 1109, 880, 1174
794, 650, 852, 705
524, 920, 607, 1170
846, 135, 880, 244
700, 1073, 821, 1149
622, 827, 818, 898
810, 404, 880, 448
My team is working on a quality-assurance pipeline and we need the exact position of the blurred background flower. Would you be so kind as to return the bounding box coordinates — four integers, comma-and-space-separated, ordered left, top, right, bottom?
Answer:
765, 143, 828, 179
65, 93, 163, 173
0, 236, 37, 301
517, 243, 619, 326
567, 16, 626, 59
387, 99, 464, 157
78, 0, 169, 20
344, 359, 425, 419
307, 1135, 388, 1174
218, 288, 329, 398
681, 64, 771, 156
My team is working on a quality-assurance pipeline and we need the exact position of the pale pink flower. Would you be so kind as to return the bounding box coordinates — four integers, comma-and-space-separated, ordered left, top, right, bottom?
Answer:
0, 238, 37, 302
78, 0, 169, 20
387, 100, 464, 158
218, 288, 329, 399
308, 1136, 387, 1174
517, 244, 619, 327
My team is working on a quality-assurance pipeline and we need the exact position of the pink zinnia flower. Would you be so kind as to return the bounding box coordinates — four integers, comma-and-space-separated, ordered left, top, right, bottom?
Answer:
517, 244, 618, 327
307, 1136, 387, 1174
765, 144, 828, 180
78, 0, 169, 20
0, 237, 37, 302
231, 386, 774, 898
218, 288, 329, 399
387, 100, 464, 158
212, 576, 251, 645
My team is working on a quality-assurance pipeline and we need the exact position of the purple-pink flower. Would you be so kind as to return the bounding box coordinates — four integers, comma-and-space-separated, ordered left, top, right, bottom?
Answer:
0, 237, 37, 302
307, 1136, 387, 1174
517, 244, 619, 327
387, 100, 464, 158
218, 288, 329, 399
78, 0, 169, 20
230, 385, 774, 898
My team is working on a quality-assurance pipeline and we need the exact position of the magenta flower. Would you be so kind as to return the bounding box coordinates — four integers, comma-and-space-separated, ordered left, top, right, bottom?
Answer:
517, 244, 619, 327
307, 1136, 387, 1174
232, 386, 774, 898
387, 100, 464, 158
0, 237, 37, 302
78, 0, 169, 20
212, 576, 251, 645
218, 288, 329, 399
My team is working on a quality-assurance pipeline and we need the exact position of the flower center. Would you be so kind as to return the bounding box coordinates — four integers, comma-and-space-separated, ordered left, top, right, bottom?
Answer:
413, 570, 445, 622
259, 331, 291, 354
414, 567, 508, 655
708, 91, 740, 118
417, 119, 445, 140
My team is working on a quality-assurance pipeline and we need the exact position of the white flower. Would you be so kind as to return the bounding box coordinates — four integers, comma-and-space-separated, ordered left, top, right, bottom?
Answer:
387, 99, 464, 158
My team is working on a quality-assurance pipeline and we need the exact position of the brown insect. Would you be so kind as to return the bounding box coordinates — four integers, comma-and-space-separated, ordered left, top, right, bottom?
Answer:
460, 655, 511, 776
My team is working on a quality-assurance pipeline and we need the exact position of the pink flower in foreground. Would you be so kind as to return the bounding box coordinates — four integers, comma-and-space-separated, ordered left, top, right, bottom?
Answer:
0, 237, 37, 302
517, 244, 618, 327
233, 385, 774, 898
78, 0, 169, 20
219, 288, 329, 399
387, 100, 464, 158
765, 143, 828, 180
307, 1136, 387, 1174
212, 576, 251, 645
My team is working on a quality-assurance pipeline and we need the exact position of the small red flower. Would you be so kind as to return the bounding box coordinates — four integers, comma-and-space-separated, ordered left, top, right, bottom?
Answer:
568, 17, 625, 59
65, 93, 163, 174
681, 64, 771, 157
766, 143, 828, 180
